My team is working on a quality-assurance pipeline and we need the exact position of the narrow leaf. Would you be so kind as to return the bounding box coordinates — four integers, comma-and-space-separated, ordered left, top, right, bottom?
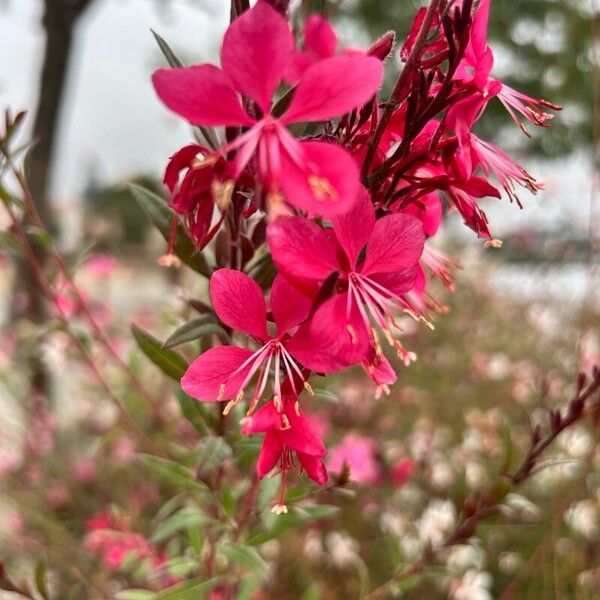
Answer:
221, 543, 268, 579
130, 184, 211, 277
164, 316, 229, 348
152, 577, 219, 600
138, 454, 207, 493
152, 506, 213, 543
131, 324, 188, 380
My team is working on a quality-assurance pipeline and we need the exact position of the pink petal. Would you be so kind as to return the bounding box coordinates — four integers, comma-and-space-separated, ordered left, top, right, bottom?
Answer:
298, 453, 328, 485
287, 293, 370, 372
332, 189, 375, 267
210, 269, 268, 341
401, 192, 442, 238
270, 274, 312, 335
181, 346, 254, 401
256, 433, 283, 478
152, 65, 254, 126
304, 15, 337, 58
279, 141, 361, 218
221, 1, 293, 113
241, 400, 280, 434
267, 216, 339, 285
361, 214, 425, 276
283, 404, 326, 456
369, 267, 419, 297
281, 54, 383, 124
284, 53, 315, 85
163, 144, 205, 192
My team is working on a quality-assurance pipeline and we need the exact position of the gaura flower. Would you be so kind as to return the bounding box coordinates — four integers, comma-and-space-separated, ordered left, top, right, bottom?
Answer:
328, 434, 381, 485
241, 393, 328, 488
267, 190, 425, 370
163, 144, 237, 247
152, 1, 383, 217
182, 269, 322, 414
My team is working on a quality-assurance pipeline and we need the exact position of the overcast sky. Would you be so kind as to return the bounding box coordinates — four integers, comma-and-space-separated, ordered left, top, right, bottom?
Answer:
0, 0, 593, 238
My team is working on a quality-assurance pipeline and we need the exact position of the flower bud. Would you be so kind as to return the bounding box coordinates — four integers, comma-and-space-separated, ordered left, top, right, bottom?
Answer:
367, 31, 395, 61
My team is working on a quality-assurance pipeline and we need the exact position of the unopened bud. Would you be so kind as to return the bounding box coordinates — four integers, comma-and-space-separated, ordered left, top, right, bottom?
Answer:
368, 31, 395, 61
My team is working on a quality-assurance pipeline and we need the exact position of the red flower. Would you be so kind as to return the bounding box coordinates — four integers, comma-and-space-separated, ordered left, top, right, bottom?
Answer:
152, 1, 383, 217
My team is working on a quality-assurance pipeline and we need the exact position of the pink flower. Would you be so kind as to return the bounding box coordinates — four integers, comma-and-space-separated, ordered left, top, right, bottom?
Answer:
241, 394, 328, 487
391, 457, 415, 487
163, 144, 237, 247
328, 434, 381, 485
267, 190, 425, 371
182, 269, 324, 413
84, 254, 118, 278
153, 1, 383, 217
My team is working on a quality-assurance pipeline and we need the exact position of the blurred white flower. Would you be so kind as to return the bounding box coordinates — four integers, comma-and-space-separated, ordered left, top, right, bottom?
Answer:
560, 427, 593, 459
466, 462, 488, 489
450, 569, 493, 600
326, 532, 359, 568
399, 535, 424, 561
303, 531, 324, 562
486, 353, 511, 380
565, 500, 600, 539
418, 499, 456, 548
498, 551, 523, 574
446, 544, 485, 574
430, 462, 455, 490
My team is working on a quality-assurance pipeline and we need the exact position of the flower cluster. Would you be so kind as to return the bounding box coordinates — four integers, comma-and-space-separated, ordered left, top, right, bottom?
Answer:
153, 0, 557, 509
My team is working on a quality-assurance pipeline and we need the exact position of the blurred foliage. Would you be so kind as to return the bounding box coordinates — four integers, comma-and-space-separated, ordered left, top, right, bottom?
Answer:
84, 175, 162, 249
335, 0, 593, 158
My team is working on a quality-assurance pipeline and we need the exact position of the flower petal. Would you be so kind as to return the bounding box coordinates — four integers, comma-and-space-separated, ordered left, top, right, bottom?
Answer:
267, 216, 339, 286
332, 188, 375, 267
256, 432, 283, 478
152, 65, 254, 126
163, 144, 205, 192
361, 214, 425, 276
283, 403, 326, 456
270, 274, 312, 335
287, 293, 370, 372
298, 453, 328, 485
369, 266, 419, 297
221, 1, 293, 113
304, 15, 337, 58
181, 346, 254, 401
281, 54, 383, 124
279, 141, 361, 218
241, 400, 280, 434
210, 269, 268, 341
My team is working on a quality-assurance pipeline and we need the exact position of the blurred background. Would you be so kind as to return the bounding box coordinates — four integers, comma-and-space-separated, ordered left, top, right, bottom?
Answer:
0, 0, 598, 598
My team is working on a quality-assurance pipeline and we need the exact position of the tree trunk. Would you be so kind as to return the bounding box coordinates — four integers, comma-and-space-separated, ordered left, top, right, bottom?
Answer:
16, 0, 95, 398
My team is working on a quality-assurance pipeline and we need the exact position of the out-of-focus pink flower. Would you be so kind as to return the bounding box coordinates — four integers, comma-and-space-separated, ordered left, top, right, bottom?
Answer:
74, 457, 97, 484
113, 437, 136, 465
84, 254, 118, 278
392, 457, 415, 487
328, 434, 381, 485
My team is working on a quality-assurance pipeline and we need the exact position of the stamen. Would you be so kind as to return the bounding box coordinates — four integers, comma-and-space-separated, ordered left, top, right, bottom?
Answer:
273, 395, 282, 413
280, 414, 291, 430
294, 401, 301, 416
211, 179, 235, 211
308, 175, 338, 202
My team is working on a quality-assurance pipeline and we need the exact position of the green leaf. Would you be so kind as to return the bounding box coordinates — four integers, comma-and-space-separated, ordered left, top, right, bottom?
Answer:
34, 561, 50, 600
131, 324, 188, 380
164, 316, 229, 348
196, 436, 232, 476
152, 506, 213, 543
177, 389, 211, 436
152, 577, 219, 600
130, 184, 211, 277
139, 454, 207, 493
236, 576, 263, 600
116, 591, 155, 600
155, 557, 198, 579
221, 543, 268, 579
249, 505, 339, 545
